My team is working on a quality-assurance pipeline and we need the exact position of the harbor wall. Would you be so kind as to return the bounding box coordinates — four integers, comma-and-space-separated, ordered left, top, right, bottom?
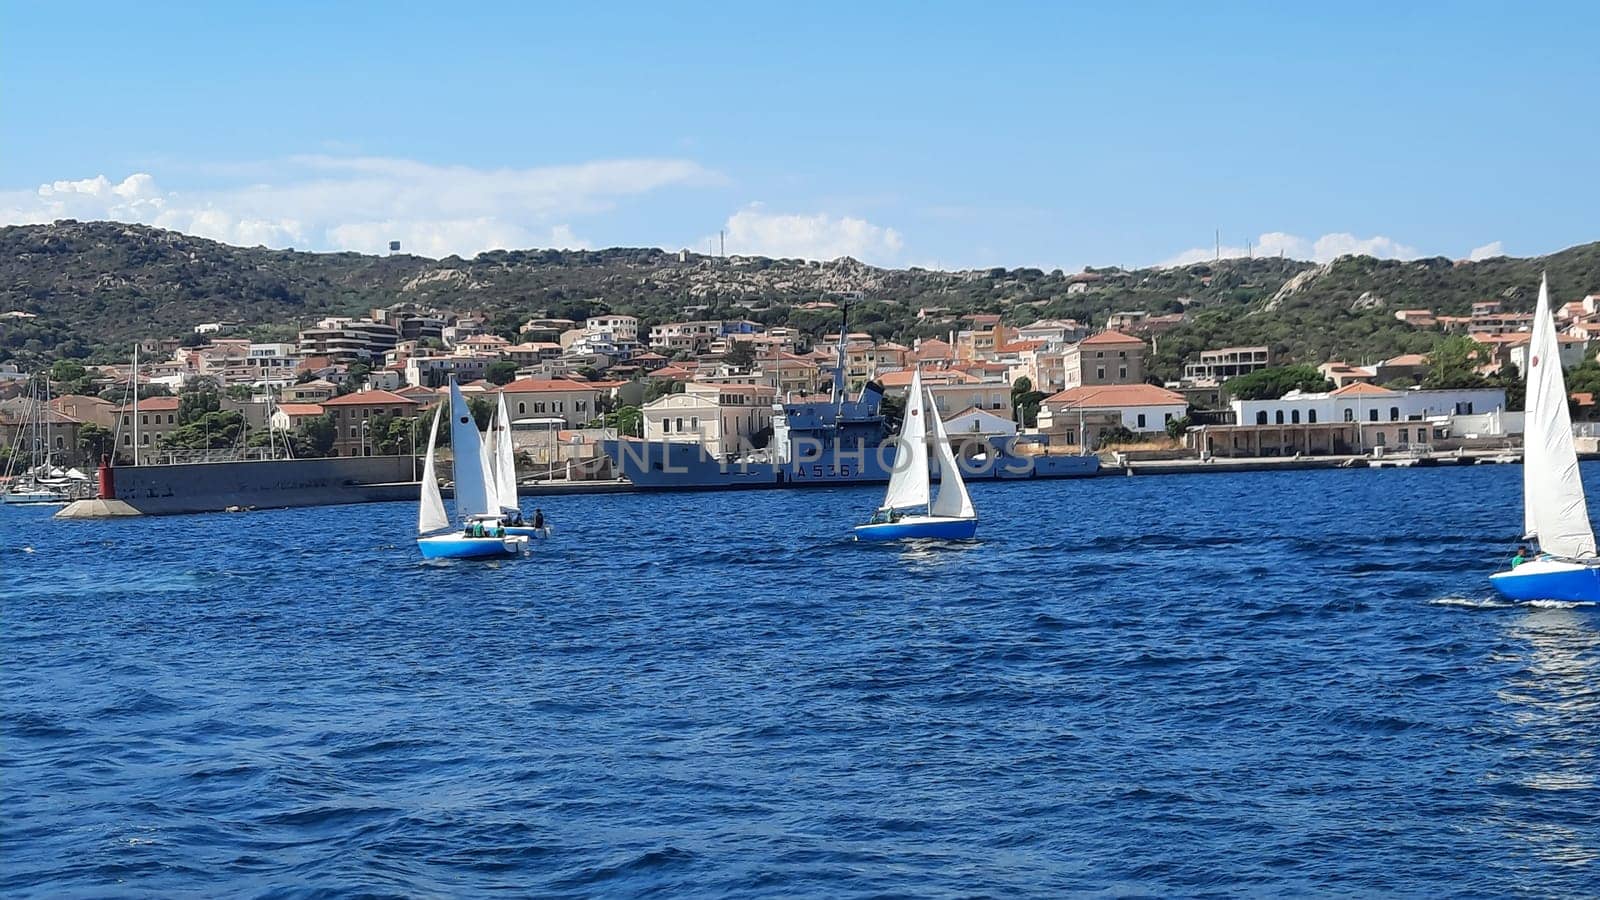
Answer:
109, 456, 417, 515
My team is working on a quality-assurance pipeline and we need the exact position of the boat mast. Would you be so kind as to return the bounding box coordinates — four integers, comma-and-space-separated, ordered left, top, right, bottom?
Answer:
132, 344, 140, 466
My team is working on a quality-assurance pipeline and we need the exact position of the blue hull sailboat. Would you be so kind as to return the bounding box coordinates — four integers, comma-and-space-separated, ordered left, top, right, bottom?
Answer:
854, 367, 977, 541
417, 380, 528, 560
1489, 275, 1600, 601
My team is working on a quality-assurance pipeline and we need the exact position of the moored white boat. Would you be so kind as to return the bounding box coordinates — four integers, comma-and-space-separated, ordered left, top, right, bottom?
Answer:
1489, 275, 1600, 602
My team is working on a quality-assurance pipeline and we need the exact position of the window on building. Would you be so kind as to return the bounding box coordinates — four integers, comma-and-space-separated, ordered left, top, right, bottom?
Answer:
1119, 367, 1127, 379
1165, 412, 1173, 422
1291, 410, 1301, 424
1399, 428, 1409, 444
1256, 411, 1268, 425
518, 402, 526, 415
1275, 410, 1284, 425
55, 436, 64, 449
142, 434, 150, 445
123, 434, 131, 446
676, 418, 684, 432
1137, 413, 1146, 428
1308, 410, 1318, 424
1389, 406, 1399, 421
167, 414, 174, 424
1343, 409, 1353, 422
1369, 409, 1378, 422
141, 414, 149, 425
1096, 368, 1105, 380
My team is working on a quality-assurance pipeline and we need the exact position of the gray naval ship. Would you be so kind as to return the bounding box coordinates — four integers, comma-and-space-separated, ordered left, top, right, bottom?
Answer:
601, 326, 1100, 491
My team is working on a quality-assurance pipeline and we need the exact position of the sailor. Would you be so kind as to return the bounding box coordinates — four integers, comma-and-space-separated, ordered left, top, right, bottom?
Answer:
1511, 546, 1529, 568
533, 508, 545, 530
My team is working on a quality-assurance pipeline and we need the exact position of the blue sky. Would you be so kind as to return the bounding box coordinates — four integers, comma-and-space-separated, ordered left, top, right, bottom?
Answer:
3, 1, 1596, 269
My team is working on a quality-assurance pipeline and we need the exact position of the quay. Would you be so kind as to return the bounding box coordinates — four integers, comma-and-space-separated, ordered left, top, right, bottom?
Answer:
50, 446, 1547, 518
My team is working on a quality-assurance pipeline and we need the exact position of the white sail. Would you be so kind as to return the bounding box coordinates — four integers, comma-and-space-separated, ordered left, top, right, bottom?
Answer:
928, 388, 976, 519
417, 406, 449, 535
478, 426, 498, 511
448, 380, 493, 518
492, 392, 520, 511
1523, 274, 1595, 558
880, 368, 931, 511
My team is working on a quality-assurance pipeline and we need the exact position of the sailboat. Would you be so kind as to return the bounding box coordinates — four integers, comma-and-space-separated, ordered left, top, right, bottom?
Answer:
853, 367, 978, 541
1489, 275, 1600, 601
416, 380, 529, 560
482, 390, 551, 538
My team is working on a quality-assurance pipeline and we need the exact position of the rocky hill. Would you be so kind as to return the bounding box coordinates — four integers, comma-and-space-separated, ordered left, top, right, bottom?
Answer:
2, 219, 1597, 379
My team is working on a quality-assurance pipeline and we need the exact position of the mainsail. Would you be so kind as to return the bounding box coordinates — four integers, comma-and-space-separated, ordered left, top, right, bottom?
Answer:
492, 392, 520, 511
927, 387, 976, 519
880, 368, 931, 511
448, 380, 494, 519
417, 405, 449, 534
1522, 274, 1596, 558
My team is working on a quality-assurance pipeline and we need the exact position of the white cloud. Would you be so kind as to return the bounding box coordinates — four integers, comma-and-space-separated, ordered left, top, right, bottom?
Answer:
1467, 240, 1504, 261
1158, 231, 1422, 267
717, 203, 904, 264
0, 156, 715, 258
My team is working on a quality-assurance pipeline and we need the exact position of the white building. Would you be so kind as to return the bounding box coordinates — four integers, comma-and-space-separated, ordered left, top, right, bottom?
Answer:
1037, 384, 1189, 434
1232, 383, 1506, 428
643, 382, 776, 455
942, 406, 1018, 438
584, 315, 639, 341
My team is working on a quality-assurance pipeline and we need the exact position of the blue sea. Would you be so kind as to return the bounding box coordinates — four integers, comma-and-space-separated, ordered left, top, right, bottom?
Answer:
3, 465, 1598, 897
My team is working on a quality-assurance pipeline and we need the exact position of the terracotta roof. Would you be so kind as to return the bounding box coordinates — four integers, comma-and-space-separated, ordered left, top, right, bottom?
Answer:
499, 378, 601, 393
997, 340, 1047, 353
691, 382, 777, 394
134, 396, 181, 411
275, 403, 325, 417
943, 405, 1012, 421
322, 389, 421, 406
1080, 330, 1145, 346
1381, 354, 1429, 366
1329, 382, 1399, 397
49, 394, 112, 408
1044, 384, 1185, 408
878, 369, 977, 387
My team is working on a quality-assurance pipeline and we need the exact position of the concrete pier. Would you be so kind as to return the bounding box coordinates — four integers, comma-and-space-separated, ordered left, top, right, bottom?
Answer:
55, 498, 143, 518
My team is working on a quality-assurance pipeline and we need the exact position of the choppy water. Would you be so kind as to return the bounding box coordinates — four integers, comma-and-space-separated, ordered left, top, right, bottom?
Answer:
3, 464, 1598, 897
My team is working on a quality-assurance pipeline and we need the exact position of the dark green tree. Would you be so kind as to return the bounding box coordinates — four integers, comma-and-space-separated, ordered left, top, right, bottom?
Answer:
486, 359, 519, 385
1009, 376, 1048, 428
296, 414, 338, 457
1165, 414, 1193, 441
1223, 365, 1334, 400
178, 385, 221, 425
77, 423, 114, 463
1422, 335, 1490, 389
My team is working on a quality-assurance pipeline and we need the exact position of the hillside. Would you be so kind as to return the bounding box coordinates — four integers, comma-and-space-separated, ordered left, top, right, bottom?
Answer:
2, 220, 1597, 379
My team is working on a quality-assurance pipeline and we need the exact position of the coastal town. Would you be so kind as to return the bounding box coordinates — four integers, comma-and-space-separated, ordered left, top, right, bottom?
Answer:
7, 284, 1600, 491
